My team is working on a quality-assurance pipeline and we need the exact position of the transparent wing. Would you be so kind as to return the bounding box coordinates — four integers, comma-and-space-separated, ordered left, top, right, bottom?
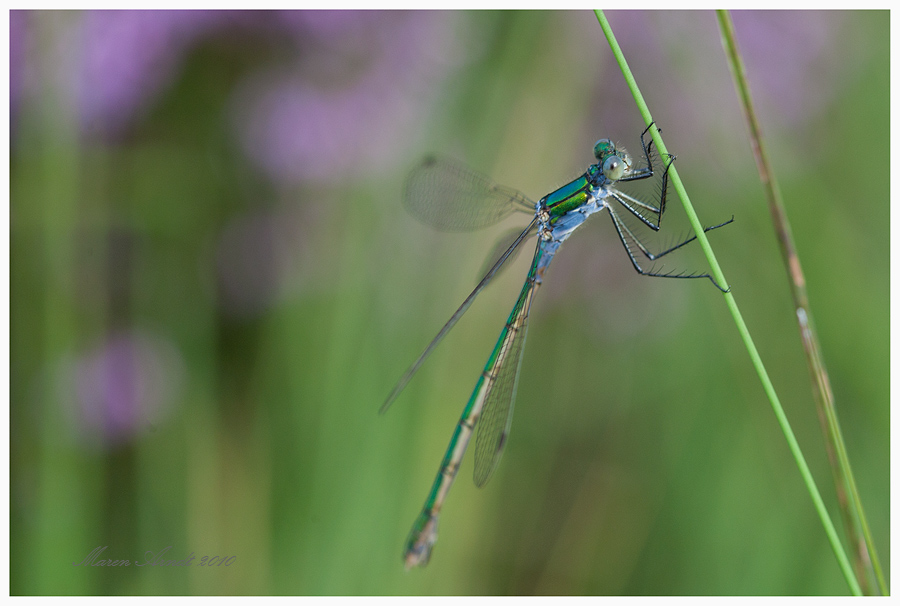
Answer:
475, 222, 539, 280
404, 156, 535, 232
472, 245, 539, 487
380, 218, 538, 414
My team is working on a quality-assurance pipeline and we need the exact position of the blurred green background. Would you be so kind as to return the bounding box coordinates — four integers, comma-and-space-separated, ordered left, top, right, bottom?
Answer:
10, 10, 888, 595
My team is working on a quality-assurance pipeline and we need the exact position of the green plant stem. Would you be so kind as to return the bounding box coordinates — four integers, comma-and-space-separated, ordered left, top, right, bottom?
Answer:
594, 9, 862, 596
716, 10, 884, 595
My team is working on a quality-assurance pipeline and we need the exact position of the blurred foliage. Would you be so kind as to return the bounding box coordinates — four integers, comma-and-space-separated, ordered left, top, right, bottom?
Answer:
10, 10, 889, 595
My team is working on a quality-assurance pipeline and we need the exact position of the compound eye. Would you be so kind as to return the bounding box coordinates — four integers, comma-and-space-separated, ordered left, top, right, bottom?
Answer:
593, 139, 614, 161
602, 155, 626, 181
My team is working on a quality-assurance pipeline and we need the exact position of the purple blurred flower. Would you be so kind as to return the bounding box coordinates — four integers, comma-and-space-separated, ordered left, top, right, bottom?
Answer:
76, 10, 227, 136
12, 10, 274, 138
230, 11, 464, 184
12, 10, 465, 183
10, 11, 30, 129
56, 330, 184, 447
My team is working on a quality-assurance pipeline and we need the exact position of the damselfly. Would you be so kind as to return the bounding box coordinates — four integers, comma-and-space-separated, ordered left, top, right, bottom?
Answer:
382, 124, 730, 568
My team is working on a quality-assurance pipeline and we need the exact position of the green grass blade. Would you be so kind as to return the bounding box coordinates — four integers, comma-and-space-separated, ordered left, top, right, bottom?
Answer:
716, 10, 886, 595
594, 9, 863, 596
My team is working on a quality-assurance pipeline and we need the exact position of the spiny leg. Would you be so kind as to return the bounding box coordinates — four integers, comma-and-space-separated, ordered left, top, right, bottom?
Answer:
618, 122, 664, 183
615, 206, 733, 261
643, 217, 734, 259
607, 207, 731, 292
610, 150, 676, 231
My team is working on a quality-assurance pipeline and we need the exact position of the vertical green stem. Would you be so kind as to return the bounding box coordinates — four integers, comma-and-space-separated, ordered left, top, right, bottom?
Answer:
594, 10, 862, 596
31, 11, 90, 595
716, 10, 885, 595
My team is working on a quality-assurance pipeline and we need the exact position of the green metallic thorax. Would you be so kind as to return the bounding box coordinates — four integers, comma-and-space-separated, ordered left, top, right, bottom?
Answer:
542, 165, 601, 220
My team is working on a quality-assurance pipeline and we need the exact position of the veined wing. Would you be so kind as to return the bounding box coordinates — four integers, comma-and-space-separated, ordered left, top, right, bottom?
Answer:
380, 217, 538, 414
473, 241, 541, 487
404, 156, 535, 232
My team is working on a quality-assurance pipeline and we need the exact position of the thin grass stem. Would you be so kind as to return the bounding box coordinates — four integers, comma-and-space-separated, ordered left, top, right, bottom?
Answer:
716, 10, 885, 595
594, 9, 862, 596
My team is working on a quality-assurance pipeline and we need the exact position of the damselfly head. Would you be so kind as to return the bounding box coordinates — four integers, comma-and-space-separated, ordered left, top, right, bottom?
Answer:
602, 150, 632, 182
592, 138, 615, 161
593, 138, 632, 182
